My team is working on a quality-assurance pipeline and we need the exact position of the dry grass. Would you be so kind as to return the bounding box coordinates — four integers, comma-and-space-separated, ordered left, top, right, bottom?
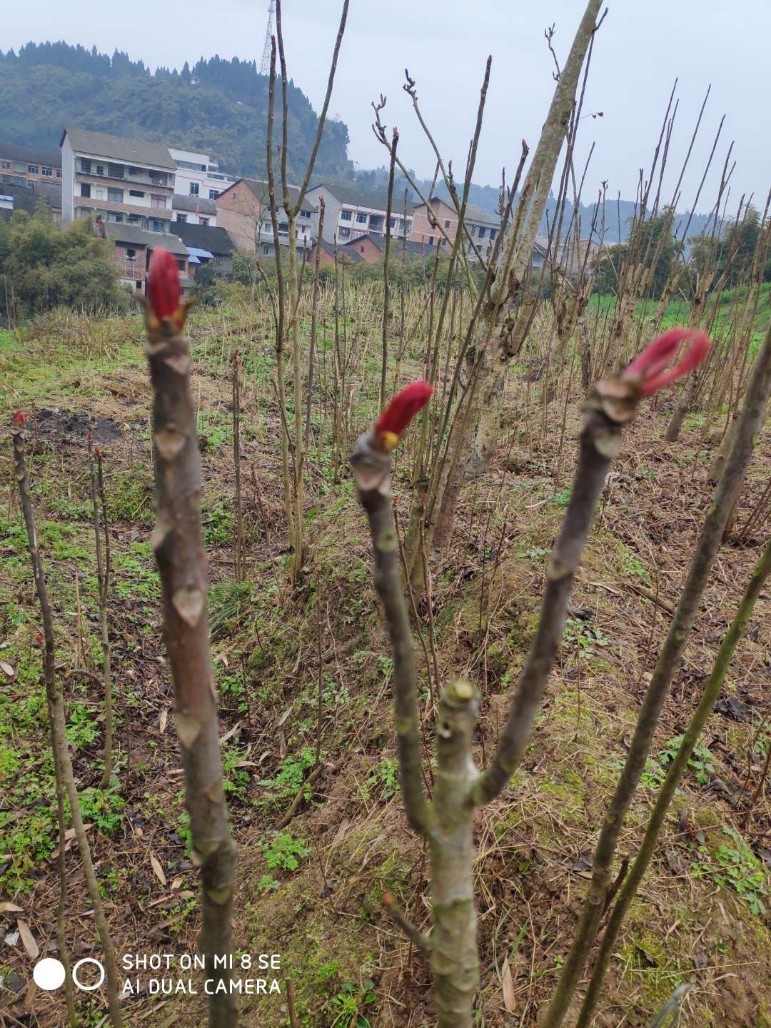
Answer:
0, 299, 769, 1027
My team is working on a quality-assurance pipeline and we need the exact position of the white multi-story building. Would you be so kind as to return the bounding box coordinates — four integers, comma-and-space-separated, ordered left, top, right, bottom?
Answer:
169, 148, 237, 225
306, 184, 413, 245
60, 128, 176, 233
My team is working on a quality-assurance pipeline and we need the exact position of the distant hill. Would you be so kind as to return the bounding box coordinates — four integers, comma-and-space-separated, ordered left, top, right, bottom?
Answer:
356, 167, 716, 247
0, 42, 352, 183
1, 41, 716, 245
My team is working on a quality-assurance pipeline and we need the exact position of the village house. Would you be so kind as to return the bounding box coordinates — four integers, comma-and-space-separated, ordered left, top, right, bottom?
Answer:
530, 235, 601, 282
306, 184, 413, 245
0, 180, 62, 223
60, 128, 176, 233
215, 178, 319, 256
104, 222, 191, 297
338, 233, 433, 264
168, 147, 236, 205
171, 194, 217, 227
409, 196, 500, 261
172, 222, 236, 279
0, 142, 62, 189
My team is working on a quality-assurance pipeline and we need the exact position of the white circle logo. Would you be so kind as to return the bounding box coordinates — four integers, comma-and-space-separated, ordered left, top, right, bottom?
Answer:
33, 958, 66, 991
72, 958, 106, 992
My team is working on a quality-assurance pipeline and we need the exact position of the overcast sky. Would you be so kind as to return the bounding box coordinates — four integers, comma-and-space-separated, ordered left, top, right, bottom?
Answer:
5, 1, 770, 213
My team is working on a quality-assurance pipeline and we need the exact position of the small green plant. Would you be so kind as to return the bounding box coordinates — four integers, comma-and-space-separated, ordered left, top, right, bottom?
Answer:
692, 825, 768, 916
368, 757, 400, 800
261, 830, 310, 872
518, 546, 550, 561
330, 979, 376, 1028
65, 702, 101, 750
222, 744, 251, 804
657, 734, 715, 785
622, 552, 651, 583
202, 498, 235, 546
562, 618, 609, 656
209, 580, 254, 638
551, 487, 572, 508
257, 873, 280, 893
77, 784, 126, 835
257, 748, 316, 811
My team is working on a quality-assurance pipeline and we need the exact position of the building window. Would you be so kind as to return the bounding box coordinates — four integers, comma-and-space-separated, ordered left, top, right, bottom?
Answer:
1, 162, 9, 169
56, 170, 62, 178
208, 189, 219, 200
478, 227, 486, 239
189, 182, 200, 197
150, 219, 166, 232
128, 214, 141, 224
96, 165, 105, 176
129, 189, 145, 198
126, 248, 137, 260
107, 188, 124, 203
81, 183, 92, 198
108, 163, 125, 179
489, 229, 497, 241
338, 227, 350, 239
177, 259, 186, 271
80, 159, 92, 174
27, 165, 38, 174
109, 213, 124, 223
356, 213, 367, 224
151, 195, 166, 209
176, 214, 188, 223
200, 217, 209, 227
444, 219, 451, 228
389, 217, 396, 228
300, 209, 311, 218
340, 209, 352, 221
262, 244, 270, 255
428, 237, 435, 246
42, 167, 53, 177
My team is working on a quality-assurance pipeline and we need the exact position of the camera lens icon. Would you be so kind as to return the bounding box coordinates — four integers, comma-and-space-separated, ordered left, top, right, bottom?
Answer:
33, 956, 105, 992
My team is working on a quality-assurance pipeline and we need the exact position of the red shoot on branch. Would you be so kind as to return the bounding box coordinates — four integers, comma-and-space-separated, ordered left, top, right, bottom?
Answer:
147, 248, 181, 320
375, 380, 433, 452
622, 328, 710, 396
12, 410, 27, 427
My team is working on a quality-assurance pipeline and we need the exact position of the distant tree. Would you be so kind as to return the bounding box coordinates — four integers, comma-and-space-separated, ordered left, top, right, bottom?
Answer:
1, 208, 128, 317
689, 206, 769, 288
593, 211, 677, 298
0, 42, 354, 182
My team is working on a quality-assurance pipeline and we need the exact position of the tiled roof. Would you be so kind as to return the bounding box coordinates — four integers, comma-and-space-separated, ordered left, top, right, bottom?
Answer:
342, 233, 436, 260
105, 223, 188, 255
61, 129, 176, 170
310, 183, 415, 216
172, 222, 235, 255
0, 141, 62, 168
221, 178, 318, 213
172, 194, 217, 214
414, 196, 500, 228
0, 181, 62, 219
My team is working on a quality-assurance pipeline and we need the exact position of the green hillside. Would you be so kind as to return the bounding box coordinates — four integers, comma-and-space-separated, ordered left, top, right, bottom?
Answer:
0, 42, 352, 183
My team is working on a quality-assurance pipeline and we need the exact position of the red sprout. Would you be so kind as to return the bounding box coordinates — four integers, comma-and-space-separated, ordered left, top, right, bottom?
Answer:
375, 381, 433, 451
622, 328, 710, 397
147, 248, 180, 320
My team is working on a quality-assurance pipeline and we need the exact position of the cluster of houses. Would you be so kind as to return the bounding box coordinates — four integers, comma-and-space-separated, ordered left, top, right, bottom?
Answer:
1, 130, 596, 295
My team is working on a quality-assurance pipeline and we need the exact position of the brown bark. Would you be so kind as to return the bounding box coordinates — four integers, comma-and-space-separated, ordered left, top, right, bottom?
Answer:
145, 308, 238, 1027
